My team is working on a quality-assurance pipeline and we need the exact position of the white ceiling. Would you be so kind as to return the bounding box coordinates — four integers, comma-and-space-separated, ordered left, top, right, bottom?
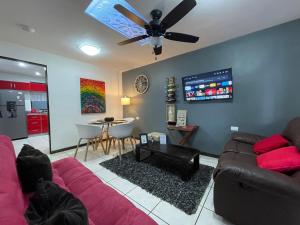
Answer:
0, 0, 300, 72
0, 58, 46, 77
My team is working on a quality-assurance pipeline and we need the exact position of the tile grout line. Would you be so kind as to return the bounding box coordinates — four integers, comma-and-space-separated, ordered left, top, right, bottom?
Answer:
149, 200, 162, 214
126, 195, 151, 214
101, 173, 170, 224
149, 200, 172, 225
202, 185, 213, 209
103, 176, 119, 184
203, 206, 215, 212
194, 205, 205, 225
107, 176, 137, 195
193, 185, 213, 225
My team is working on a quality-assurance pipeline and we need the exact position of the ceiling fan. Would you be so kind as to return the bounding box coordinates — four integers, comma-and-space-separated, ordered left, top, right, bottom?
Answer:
114, 0, 199, 56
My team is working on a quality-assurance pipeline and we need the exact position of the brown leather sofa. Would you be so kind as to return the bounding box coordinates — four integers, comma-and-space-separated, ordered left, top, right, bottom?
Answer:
213, 117, 300, 225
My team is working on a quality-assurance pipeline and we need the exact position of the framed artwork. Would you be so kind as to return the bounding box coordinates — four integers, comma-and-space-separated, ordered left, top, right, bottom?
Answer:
80, 78, 106, 114
176, 110, 187, 127
139, 133, 148, 146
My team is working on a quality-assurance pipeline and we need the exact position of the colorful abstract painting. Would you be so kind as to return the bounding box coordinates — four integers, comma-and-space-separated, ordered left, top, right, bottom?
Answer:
80, 78, 106, 114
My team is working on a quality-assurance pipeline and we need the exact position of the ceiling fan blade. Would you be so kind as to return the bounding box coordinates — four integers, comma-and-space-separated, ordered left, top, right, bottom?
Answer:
114, 4, 148, 28
164, 32, 199, 43
161, 0, 197, 30
153, 46, 162, 55
118, 35, 149, 46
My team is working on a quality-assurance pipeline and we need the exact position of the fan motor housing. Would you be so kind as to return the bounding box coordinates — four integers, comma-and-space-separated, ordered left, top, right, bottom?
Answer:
151, 9, 162, 20
147, 9, 165, 37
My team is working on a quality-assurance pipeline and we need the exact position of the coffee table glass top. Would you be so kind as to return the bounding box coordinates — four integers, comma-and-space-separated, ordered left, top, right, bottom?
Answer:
138, 142, 199, 161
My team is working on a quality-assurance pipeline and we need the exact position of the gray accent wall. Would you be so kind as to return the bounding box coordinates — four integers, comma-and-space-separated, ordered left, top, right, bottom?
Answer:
122, 19, 300, 156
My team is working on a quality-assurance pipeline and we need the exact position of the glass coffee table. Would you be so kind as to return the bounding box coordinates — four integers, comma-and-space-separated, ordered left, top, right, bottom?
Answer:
136, 142, 200, 181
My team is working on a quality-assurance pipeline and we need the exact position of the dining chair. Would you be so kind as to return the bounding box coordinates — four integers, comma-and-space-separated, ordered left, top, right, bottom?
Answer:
74, 124, 105, 161
108, 122, 135, 160
123, 117, 137, 145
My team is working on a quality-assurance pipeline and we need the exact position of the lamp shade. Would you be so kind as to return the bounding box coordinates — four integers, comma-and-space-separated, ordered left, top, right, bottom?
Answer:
121, 96, 131, 106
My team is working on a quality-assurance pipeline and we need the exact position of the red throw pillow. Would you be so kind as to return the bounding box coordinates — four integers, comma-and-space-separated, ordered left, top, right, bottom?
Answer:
257, 146, 300, 172
253, 134, 288, 154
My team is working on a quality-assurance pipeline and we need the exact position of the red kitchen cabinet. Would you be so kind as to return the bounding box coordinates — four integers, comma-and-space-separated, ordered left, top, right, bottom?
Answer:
15, 82, 30, 90
27, 114, 49, 135
41, 115, 49, 133
0, 80, 31, 90
0, 80, 13, 89
0, 80, 47, 92
30, 83, 47, 92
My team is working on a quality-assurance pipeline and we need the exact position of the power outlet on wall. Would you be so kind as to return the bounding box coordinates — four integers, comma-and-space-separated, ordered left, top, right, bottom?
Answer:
231, 126, 239, 132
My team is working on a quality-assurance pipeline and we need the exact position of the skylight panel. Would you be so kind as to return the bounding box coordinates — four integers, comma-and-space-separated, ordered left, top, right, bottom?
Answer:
85, 0, 150, 46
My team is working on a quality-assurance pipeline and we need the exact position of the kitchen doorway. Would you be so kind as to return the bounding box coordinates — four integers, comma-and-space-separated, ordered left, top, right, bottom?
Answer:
0, 56, 51, 155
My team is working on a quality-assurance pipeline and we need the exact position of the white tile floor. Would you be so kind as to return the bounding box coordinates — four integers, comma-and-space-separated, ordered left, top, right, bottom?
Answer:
12, 138, 233, 225
13, 134, 50, 155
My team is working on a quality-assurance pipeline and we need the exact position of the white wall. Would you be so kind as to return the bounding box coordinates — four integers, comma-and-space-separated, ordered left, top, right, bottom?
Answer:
0, 41, 122, 151
0, 72, 46, 83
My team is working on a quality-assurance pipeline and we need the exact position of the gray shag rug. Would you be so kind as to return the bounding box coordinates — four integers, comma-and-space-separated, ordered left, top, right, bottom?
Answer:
100, 151, 214, 215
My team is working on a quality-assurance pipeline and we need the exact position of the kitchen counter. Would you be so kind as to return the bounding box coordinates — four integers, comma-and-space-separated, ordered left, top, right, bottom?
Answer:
27, 112, 48, 116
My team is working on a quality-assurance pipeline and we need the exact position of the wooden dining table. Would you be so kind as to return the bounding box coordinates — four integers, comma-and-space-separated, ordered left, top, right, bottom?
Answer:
89, 119, 127, 154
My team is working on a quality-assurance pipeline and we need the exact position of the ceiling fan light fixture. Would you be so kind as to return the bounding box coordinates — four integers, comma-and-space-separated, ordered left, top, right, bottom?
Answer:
150, 36, 163, 47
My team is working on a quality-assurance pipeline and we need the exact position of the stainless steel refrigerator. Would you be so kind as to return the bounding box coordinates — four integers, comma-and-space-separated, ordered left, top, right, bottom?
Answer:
0, 90, 28, 139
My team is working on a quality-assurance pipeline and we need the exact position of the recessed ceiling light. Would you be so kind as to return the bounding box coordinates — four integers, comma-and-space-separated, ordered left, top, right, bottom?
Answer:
35, 72, 41, 76
79, 44, 101, 56
18, 62, 27, 67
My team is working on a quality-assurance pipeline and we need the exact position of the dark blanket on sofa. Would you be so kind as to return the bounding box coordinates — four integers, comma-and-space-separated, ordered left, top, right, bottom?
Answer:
25, 180, 88, 225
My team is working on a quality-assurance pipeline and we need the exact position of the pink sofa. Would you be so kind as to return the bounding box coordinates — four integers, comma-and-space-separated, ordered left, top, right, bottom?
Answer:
0, 135, 157, 225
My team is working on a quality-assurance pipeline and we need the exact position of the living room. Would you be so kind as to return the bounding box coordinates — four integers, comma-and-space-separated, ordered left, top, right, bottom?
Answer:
1, 0, 300, 225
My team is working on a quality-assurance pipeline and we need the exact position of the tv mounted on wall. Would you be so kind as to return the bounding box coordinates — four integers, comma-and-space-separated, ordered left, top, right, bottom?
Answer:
182, 68, 233, 102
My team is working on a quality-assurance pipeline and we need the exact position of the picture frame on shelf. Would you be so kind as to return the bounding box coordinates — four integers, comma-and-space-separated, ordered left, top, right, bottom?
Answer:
159, 134, 167, 145
176, 110, 187, 127
139, 133, 148, 146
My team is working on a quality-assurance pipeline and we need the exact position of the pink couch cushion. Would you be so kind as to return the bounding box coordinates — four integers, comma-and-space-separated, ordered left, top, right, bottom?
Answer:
257, 146, 300, 172
0, 136, 27, 225
52, 157, 157, 225
253, 134, 289, 154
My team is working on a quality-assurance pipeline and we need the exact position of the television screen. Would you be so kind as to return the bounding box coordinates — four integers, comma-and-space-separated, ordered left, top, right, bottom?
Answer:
182, 68, 233, 102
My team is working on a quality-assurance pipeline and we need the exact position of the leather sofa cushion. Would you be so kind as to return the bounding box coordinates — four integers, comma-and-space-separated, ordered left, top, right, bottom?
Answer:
282, 117, 300, 150
231, 132, 265, 145
214, 151, 256, 179
253, 135, 289, 155
257, 146, 300, 172
291, 171, 300, 183
224, 140, 256, 156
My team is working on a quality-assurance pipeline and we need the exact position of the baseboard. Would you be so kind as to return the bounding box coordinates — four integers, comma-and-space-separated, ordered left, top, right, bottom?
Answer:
50, 143, 87, 154
50, 138, 110, 154
51, 139, 219, 159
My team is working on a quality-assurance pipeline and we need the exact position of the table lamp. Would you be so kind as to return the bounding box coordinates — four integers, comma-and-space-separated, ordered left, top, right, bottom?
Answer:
121, 96, 131, 106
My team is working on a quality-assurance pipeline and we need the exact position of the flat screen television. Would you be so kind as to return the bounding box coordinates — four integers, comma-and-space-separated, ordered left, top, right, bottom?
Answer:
182, 68, 233, 102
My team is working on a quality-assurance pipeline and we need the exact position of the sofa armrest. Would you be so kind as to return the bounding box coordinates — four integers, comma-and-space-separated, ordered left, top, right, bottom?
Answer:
231, 132, 266, 145
215, 162, 300, 200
